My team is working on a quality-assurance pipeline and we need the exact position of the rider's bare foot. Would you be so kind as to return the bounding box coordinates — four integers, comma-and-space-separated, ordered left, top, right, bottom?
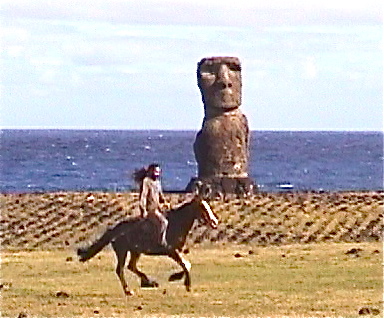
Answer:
160, 239, 171, 249
124, 289, 134, 296
159, 243, 171, 251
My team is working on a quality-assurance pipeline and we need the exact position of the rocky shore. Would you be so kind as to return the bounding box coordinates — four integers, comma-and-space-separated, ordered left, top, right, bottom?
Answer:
1, 191, 382, 250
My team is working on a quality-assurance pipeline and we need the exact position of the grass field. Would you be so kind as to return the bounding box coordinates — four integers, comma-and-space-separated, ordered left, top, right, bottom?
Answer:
1, 242, 382, 318
1, 191, 382, 317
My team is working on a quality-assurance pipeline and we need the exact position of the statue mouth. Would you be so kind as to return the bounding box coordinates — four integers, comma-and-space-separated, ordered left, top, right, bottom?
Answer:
222, 106, 238, 111
215, 91, 238, 106
215, 89, 233, 99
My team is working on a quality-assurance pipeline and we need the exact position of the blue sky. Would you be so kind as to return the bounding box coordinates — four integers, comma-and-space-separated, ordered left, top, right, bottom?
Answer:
1, 0, 382, 130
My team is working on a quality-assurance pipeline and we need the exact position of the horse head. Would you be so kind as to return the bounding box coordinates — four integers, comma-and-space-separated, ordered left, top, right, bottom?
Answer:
197, 199, 218, 228
192, 181, 219, 228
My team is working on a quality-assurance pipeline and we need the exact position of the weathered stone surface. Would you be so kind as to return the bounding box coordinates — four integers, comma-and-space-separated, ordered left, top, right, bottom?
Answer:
194, 108, 249, 178
191, 56, 254, 194
185, 176, 254, 199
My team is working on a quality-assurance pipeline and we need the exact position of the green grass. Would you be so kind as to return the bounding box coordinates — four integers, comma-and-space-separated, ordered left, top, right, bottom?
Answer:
1, 242, 382, 317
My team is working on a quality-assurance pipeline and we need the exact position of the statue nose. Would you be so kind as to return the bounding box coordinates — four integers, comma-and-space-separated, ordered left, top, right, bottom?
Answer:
217, 64, 232, 89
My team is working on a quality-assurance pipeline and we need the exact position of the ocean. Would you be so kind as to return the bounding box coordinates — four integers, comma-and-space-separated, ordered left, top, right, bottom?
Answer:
1, 130, 382, 193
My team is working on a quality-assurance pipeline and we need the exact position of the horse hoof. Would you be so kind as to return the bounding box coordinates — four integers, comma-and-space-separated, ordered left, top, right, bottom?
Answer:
141, 280, 159, 288
77, 248, 88, 262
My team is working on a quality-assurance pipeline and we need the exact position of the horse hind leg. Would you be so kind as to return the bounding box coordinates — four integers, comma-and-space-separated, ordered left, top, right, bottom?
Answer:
112, 241, 134, 296
128, 252, 159, 288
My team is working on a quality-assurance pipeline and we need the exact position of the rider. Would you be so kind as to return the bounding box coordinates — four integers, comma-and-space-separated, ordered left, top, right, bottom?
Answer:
133, 163, 169, 248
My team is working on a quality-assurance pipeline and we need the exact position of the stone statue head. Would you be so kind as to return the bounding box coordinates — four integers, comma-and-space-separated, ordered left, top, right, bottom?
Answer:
197, 56, 242, 115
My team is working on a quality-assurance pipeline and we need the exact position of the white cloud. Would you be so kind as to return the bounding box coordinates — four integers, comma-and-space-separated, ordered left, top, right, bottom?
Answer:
301, 57, 318, 80
29, 56, 64, 66
1, 0, 381, 26
6, 45, 24, 58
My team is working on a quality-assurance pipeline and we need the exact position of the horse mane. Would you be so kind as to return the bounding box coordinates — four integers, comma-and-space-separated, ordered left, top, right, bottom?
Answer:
119, 199, 194, 226
168, 196, 197, 214
165, 198, 199, 225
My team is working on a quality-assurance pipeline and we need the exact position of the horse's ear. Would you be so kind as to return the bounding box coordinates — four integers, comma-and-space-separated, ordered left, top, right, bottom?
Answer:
193, 181, 211, 200
193, 180, 203, 198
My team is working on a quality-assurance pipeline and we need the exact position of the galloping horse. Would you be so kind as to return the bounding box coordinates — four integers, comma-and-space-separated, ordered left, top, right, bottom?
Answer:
77, 194, 218, 296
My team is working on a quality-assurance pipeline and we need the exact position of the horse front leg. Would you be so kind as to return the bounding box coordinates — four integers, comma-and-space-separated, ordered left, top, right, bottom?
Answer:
169, 250, 192, 292
169, 270, 185, 282
128, 252, 159, 288
112, 242, 134, 296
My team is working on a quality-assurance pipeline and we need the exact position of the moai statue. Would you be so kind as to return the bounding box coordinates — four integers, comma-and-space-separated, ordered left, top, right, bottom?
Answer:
187, 56, 254, 197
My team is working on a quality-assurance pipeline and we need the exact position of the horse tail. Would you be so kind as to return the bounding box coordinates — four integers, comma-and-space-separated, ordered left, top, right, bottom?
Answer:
77, 221, 130, 262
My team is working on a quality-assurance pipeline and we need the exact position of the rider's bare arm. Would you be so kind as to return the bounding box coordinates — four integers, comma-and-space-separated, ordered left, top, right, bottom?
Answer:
139, 179, 149, 218
158, 182, 170, 211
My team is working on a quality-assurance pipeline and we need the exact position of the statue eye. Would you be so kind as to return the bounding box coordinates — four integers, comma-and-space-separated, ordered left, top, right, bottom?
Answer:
199, 64, 215, 75
228, 63, 241, 72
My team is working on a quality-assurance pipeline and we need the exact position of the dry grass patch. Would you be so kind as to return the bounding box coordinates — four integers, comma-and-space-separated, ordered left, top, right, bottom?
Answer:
1, 191, 382, 249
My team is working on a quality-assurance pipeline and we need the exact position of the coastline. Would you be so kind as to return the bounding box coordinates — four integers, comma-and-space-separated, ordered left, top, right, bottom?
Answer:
1, 190, 382, 250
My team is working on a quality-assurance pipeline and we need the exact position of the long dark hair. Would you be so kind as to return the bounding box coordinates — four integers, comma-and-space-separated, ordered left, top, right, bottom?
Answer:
132, 163, 160, 185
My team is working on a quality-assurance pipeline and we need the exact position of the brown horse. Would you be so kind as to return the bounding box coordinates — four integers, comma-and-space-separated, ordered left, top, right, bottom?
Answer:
77, 195, 218, 296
